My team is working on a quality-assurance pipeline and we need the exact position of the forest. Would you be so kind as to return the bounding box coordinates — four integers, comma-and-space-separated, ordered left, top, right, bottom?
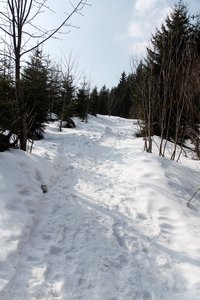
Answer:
0, 0, 199, 160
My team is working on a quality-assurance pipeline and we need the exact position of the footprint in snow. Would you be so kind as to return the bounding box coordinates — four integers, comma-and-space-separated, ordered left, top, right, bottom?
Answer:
42, 233, 51, 241
136, 212, 147, 221
143, 291, 152, 300
16, 184, 31, 196
49, 245, 63, 255
26, 255, 39, 262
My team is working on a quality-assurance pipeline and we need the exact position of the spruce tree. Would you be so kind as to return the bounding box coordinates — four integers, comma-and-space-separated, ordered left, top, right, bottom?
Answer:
129, 61, 146, 119
22, 48, 49, 140
143, 1, 200, 157
113, 72, 132, 118
88, 87, 99, 116
47, 64, 62, 119
75, 80, 89, 122
98, 85, 110, 115
0, 74, 17, 150
59, 74, 76, 131
0, 75, 15, 131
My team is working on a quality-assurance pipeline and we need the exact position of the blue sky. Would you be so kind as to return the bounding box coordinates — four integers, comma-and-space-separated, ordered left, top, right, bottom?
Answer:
22, 0, 200, 88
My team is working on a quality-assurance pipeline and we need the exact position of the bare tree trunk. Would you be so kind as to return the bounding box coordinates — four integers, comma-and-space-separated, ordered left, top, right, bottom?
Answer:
0, 0, 88, 151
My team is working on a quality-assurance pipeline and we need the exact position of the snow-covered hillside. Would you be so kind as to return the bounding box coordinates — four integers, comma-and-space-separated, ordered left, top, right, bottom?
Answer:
0, 115, 200, 300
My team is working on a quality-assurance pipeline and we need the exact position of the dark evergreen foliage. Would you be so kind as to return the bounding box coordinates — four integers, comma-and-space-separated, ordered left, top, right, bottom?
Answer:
0, 75, 15, 133
98, 85, 110, 115
93, 73, 134, 118
133, 1, 200, 154
88, 87, 99, 116
75, 80, 89, 122
22, 48, 49, 140
112, 72, 132, 118
0, 74, 18, 150
47, 65, 62, 118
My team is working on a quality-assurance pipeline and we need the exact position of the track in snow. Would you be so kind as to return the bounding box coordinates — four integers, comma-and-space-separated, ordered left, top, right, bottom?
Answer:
1, 116, 200, 300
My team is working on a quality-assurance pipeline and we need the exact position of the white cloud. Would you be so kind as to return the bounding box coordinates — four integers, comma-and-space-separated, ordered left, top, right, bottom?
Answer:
125, 0, 172, 57
135, 0, 157, 14
128, 22, 142, 37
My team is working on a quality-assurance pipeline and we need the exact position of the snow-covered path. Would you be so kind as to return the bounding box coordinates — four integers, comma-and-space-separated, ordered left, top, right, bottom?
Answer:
1, 116, 200, 300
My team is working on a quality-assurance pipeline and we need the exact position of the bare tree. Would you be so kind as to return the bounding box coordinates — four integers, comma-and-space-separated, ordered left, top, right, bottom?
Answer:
134, 32, 200, 159
131, 59, 158, 153
0, 0, 89, 150
160, 34, 200, 161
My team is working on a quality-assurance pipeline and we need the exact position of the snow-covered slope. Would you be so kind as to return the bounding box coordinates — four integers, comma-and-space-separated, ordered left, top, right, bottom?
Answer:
0, 115, 200, 300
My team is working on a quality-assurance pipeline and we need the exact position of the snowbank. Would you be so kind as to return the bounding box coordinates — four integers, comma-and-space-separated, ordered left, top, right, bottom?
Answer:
0, 115, 200, 300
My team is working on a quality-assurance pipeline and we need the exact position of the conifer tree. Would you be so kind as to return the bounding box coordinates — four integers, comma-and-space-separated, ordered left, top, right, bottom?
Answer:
107, 87, 117, 116
47, 64, 62, 119
0, 0, 88, 150
141, 1, 200, 157
75, 80, 89, 122
59, 74, 76, 131
22, 48, 49, 140
0, 74, 17, 150
88, 87, 99, 116
113, 72, 132, 118
98, 85, 110, 115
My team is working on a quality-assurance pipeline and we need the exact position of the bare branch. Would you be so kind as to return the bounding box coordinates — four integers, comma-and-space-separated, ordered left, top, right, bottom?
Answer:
22, 0, 89, 56
0, 0, 89, 151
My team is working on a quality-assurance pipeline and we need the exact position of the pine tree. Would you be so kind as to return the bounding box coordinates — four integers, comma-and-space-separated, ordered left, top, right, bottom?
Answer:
47, 64, 62, 119
107, 87, 117, 116
98, 85, 109, 115
22, 48, 49, 140
113, 72, 132, 118
59, 74, 76, 131
0, 75, 14, 130
0, 74, 17, 150
75, 80, 89, 122
142, 1, 200, 157
88, 87, 99, 116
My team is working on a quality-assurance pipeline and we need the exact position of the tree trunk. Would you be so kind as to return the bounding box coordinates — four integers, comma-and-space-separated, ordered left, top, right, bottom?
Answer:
20, 113, 28, 151
15, 51, 28, 151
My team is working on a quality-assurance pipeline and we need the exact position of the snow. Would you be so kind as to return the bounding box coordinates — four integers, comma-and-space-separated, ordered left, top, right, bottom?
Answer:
0, 115, 200, 300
